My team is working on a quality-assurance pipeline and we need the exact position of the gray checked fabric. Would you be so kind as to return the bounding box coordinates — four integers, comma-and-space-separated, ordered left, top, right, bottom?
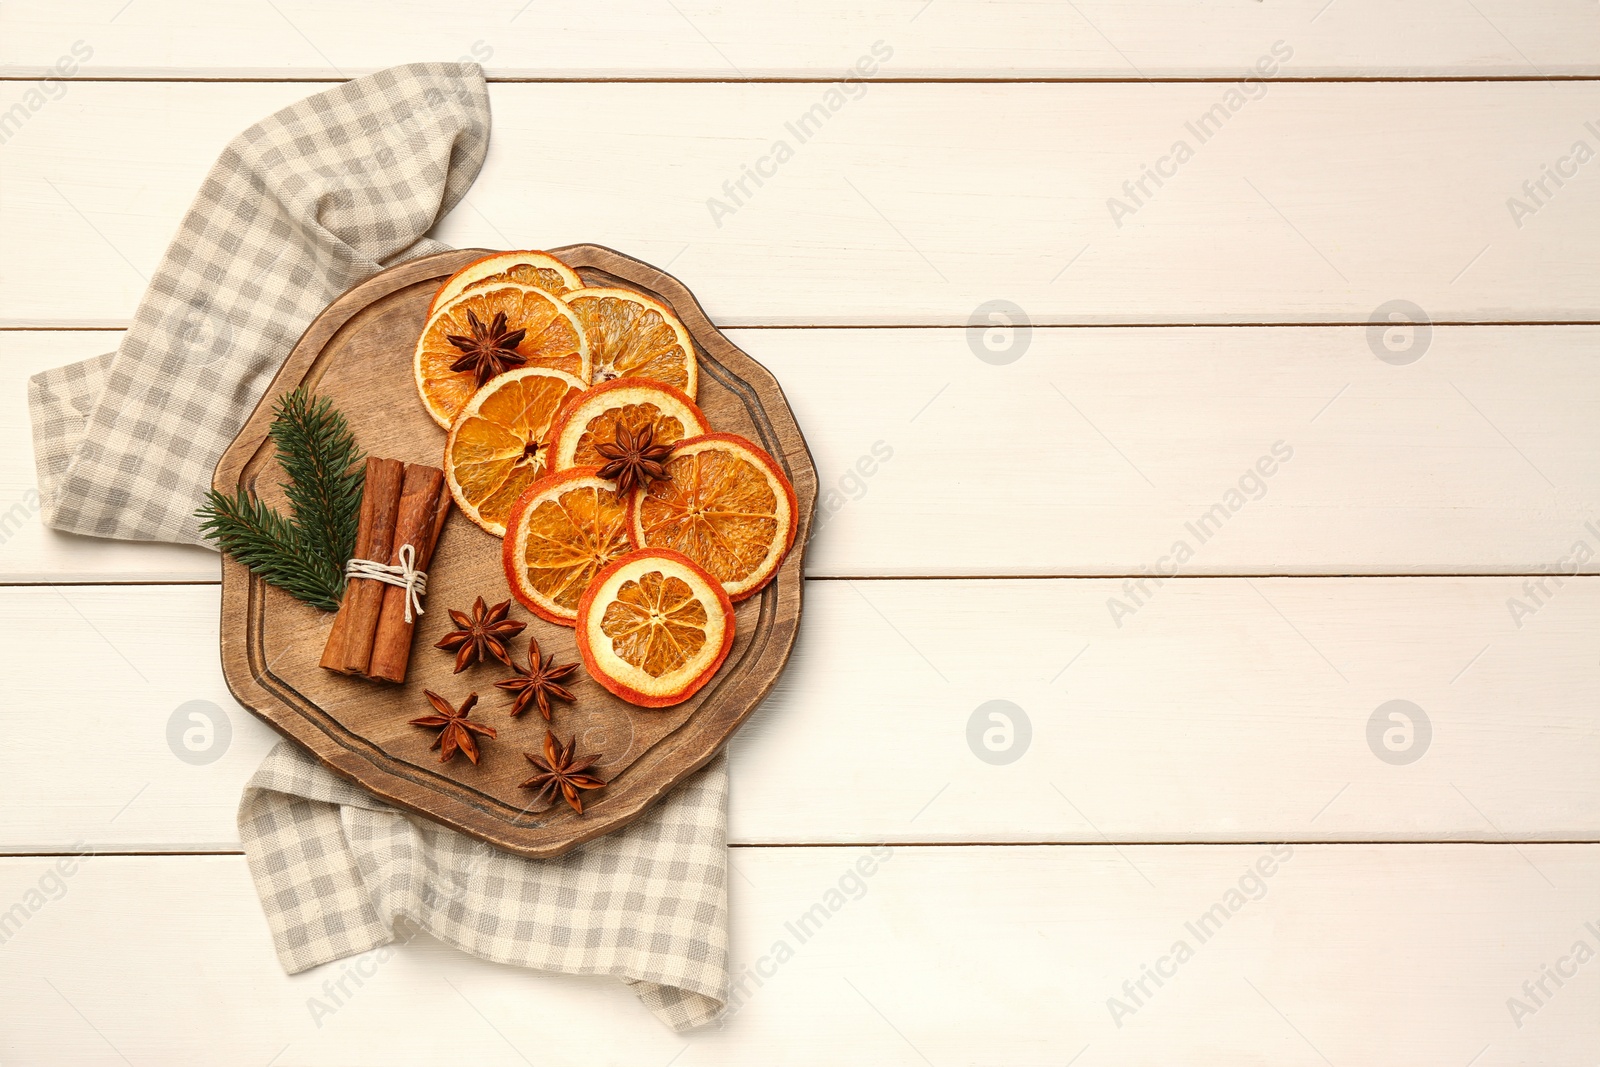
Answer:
241, 745, 730, 1031
27, 63, 733, 1030
29, 61, 489, 546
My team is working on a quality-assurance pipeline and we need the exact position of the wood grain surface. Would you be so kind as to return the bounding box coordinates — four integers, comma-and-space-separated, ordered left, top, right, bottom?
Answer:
5, 14, 1600, 1060
10, 325, 1600, 583
213, 246, 817, 858
11, 83, 1600, 329
5, 1, 1599, 78
5, 577, 1600, 852
3, 847, 1594, 1065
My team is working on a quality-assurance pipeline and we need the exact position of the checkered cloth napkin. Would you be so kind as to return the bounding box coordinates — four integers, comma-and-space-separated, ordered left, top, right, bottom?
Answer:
242, 746, 729, 1030
26, 62, 731, 1031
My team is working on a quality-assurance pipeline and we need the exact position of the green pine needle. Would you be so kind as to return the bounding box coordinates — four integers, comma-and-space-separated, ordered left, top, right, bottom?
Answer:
197, 487, 346, 611
197, 387, 363, 612
269, 388, 364, 571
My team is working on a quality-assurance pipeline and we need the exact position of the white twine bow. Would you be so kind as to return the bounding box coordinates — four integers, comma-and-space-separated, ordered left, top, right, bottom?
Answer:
344, 542, 429, 623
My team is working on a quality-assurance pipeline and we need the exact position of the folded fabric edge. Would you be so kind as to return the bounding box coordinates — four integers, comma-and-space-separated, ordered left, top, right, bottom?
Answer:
238, 744, 730, 1032
26, 353, 114, 536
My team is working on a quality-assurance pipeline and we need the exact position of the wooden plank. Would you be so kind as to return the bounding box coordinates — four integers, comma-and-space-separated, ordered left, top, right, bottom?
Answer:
4, 1, 1600, 78
5, 82, 1600, 327
214, 246, 817, 859
2, 580, 1595, 851
8, 326, 1600, 582
0, 847, 1593, 1062
761, 323, 1600, 578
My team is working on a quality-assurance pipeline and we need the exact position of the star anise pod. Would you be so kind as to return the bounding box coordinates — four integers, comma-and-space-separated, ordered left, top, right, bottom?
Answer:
410, 690, 497, 765
495, 637, 578, 720
435, 596, 526, 672
593, 423, 675, 495
520, 731, 606, 814
446, 309, 528, 387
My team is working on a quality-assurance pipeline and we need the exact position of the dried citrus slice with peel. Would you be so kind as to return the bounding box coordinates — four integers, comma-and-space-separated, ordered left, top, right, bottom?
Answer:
430, 250, 582, 316
444, 368, 586, 536
548, 379, 710, 472
563, 287, 697, 398
576, 548, 735, 708
416, 283, 590, 428
629, 433, 797, 601
503, 468, 636, 626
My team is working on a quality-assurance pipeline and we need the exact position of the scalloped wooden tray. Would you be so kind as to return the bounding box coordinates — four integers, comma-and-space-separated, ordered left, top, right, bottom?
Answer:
215, 245, 816, 858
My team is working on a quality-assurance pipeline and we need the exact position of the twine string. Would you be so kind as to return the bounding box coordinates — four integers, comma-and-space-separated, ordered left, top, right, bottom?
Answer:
345, 543, 428, 623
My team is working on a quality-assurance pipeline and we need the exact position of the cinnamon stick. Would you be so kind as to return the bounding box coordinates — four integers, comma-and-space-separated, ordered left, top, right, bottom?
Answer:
365, 462, 451, 684
319, 456, 405, 674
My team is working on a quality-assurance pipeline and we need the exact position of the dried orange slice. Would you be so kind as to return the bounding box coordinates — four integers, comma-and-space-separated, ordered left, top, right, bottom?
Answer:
576, 548, 735, 708
548, 379, 710, 472
503, 468, 636, 626
430, 250, 583, 316
444, 368, 586, 536
629, 433, 797, 601
563, 287, 697, 398
416, 283, 590, 429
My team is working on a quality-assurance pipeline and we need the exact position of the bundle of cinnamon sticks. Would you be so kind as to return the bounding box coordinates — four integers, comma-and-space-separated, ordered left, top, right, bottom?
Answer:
320, 457, 451, 683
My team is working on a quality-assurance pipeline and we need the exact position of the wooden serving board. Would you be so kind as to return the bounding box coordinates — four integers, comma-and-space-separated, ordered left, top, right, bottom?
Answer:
215, 246, 816, 858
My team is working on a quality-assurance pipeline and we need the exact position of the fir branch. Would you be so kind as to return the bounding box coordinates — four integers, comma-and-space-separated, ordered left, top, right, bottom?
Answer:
196, 387, 363, 613
197, 488, 345, 611
269, 387, 363, 572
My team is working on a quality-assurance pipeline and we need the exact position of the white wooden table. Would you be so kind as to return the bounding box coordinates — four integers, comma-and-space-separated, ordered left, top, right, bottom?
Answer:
3, 3, 1599, 1062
